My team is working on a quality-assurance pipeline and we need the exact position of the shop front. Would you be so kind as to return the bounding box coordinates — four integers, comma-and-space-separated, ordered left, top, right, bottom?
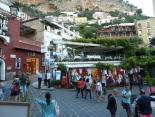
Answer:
26, 58, 39, 74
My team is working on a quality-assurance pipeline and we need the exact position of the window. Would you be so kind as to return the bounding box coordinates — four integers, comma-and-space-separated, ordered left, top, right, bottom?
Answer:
119, 27, 123, 31
28, 52, 35, 56
115, 33, 119, 37
15, 58, 21, 69
100, 32, 104, 38
122, 32, 126, 37
126, 27, 131, 31
147, 29, 151, 35
130, 32, 134, 37
0, 48, 2, 55
138, 23, 142, 28
108, 33, 111, 37
44, 25, 47, 30
146, 22, 151, 28
138, 30, 142, 35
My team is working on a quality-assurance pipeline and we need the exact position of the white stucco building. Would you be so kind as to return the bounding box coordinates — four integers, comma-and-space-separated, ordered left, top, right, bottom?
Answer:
153, 0, 155, 17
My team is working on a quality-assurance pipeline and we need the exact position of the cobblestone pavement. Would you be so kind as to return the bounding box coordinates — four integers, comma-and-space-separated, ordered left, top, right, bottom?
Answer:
1, 77, 154, 117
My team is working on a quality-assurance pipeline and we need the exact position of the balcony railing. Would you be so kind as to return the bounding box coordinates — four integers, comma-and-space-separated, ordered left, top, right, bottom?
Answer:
60, 56, 124, 62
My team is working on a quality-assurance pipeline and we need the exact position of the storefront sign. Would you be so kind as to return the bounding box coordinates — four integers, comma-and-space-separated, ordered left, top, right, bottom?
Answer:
10, 54, 16, 58
50, 61, 55, 68
50, 51, 53, 59
41, 45, 47, 53
7, 66, 12, 70
56, 71, 61, 80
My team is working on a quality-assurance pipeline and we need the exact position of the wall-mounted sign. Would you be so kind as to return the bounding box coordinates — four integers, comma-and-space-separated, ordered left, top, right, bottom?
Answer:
7, 66, 12, 71
56, 71, 61, 80
50, 51, 53, 59
10, 54, 16, 58
50, 60, 55, 68
41, 45, 47, 53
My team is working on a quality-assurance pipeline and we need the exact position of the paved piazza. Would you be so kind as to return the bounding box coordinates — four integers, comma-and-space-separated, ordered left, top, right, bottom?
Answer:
30, 84, 148, 117
3, 78, 154, 117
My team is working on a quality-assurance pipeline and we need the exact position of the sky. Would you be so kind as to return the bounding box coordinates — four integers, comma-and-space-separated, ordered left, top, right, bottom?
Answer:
125, 0, 153, 16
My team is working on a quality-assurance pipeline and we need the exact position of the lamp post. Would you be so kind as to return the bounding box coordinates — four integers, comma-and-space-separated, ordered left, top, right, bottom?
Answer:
9, 4, 18, 18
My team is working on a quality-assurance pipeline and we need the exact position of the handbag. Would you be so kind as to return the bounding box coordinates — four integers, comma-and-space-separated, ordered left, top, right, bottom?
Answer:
11, 85, 18, 94
55, 101, 60, 117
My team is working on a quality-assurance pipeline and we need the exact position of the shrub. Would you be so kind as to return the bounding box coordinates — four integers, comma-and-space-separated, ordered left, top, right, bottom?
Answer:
143, 71, 155, 86
51, 80, 62, 86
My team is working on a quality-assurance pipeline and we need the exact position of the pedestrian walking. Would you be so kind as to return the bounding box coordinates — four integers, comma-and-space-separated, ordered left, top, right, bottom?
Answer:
137, 75, 143, 89
1, 82, 8, 101
19, 72, 27, 98
82, 78, 86, 97
121, 86, 132, 117
38, 71, 43, 89
44, 70, 48, 86
26, 73, 31, 95
95, 80, 102, 102
16, 70, 23, 79
35, 91, 59, 117
10, 80, 19, 101
0, 83, 4, 101
124, 72, 129, 86
85, 79, 92, 99
136, 89, 155, 117
107, 89, 118, 117
47, 71, 51, 88
129, 74, 134, 91
76, 78, 83, 98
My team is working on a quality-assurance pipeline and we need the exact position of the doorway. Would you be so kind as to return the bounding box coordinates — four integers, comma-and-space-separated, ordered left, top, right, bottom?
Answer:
26, 58, 39, 74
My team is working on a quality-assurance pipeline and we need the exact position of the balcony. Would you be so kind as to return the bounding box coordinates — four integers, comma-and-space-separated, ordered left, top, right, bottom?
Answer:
61, 55, 124, 62
55, 60, 121, 68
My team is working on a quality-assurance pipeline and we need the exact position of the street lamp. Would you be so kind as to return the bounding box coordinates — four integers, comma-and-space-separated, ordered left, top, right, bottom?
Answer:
9, 4, 18, 18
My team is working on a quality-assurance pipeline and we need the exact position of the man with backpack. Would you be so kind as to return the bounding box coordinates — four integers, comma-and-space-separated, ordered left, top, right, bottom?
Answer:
107, 89, 118, 117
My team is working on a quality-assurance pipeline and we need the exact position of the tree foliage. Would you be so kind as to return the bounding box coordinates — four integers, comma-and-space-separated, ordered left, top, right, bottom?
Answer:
120, 56, 137, 70
95, 62, 114, 70
150, 37, 155, 45
136, 9, 143, 16
78, 9, 95, 20
57, 63, 66, 72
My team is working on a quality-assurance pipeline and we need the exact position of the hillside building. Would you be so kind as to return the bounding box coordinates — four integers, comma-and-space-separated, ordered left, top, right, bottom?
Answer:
97, 23, 137, 39
136, 18, 155, 46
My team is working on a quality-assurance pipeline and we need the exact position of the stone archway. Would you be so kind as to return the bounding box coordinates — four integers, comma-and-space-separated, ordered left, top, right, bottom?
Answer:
0, 35, 10, 45
0, 59, 5, 80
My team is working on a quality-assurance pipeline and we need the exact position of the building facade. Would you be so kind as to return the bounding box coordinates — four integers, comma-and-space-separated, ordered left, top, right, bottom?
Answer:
97, 23, 136, 39
74, 17, 87, 24
22, 18, 81, 69
135, 18, 155, 46
0, 13, 44, 81
153, 0, 155, 17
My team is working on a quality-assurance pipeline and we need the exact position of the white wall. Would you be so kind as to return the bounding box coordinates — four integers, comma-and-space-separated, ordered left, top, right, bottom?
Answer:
0, 59, 5, 80
0, 2, 10, 12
